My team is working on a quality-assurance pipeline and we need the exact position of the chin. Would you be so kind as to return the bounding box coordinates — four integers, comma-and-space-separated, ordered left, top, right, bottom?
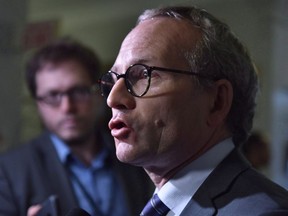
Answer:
58, 133, 86, 145
116, 147, 132, 163
115, 142, 148, 167
115, 142, 137, 163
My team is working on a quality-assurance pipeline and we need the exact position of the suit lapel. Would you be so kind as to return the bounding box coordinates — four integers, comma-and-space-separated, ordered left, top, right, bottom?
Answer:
181, 149, 251, 216
34, 132, 78, 213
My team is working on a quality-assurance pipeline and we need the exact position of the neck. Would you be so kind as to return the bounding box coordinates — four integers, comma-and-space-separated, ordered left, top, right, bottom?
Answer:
69, 133, 102, 166
145, 128, 232, 189
145, 150, 205, 189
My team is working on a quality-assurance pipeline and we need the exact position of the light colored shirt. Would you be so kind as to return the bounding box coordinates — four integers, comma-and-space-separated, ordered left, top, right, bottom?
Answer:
50, 134, 128, 216
156, 138, 235, 216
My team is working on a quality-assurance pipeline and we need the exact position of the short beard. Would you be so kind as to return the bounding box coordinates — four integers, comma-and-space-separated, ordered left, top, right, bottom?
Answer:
62, 131, 95, 147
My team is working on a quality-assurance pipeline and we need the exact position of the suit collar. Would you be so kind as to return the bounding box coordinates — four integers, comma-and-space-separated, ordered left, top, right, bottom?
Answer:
181, 149, 251, 215
158, 138, 234, 215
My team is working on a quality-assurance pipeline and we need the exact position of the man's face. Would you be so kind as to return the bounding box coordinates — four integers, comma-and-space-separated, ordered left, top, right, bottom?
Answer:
107, 18, 213, 172
35, 60, 102, 144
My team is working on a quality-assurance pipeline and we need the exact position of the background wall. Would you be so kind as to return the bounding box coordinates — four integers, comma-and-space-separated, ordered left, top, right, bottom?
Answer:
0, 0, 27, 151
0, 0, 287, 187
270, 0, 288, 188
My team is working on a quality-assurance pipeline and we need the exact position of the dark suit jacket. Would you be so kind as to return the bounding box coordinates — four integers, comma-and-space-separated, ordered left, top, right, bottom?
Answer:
0, 132, 153, 216
181, 149, 288, 215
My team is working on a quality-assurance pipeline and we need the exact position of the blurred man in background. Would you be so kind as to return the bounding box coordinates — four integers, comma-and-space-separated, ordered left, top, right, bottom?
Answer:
242, 131, 270, 172
0, 38, 152, 216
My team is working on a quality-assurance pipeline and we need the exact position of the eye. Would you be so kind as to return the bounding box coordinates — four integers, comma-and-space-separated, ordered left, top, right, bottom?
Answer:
38, 92, 62, 105
125, 64, 150, 96
46, 92, 61, 100
127, 64, 149, 86
130, 65, 148, 79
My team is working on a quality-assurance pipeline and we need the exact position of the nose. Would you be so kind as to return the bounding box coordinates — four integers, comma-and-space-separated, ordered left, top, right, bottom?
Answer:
106, 78, 135, 110
59, 95, 76, 113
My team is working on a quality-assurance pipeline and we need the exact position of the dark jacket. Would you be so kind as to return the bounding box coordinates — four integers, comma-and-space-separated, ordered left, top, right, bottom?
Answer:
0, 132, 153, 216
181, 149, 288, 215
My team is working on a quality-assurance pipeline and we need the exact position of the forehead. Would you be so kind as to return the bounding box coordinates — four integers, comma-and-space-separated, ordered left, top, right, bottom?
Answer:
35, 61, 92, 92
115, 18, 201, 67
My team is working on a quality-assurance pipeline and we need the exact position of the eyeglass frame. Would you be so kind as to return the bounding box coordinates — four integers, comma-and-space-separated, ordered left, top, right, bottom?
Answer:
36, 85, 99, 107
98, 63, 214, 98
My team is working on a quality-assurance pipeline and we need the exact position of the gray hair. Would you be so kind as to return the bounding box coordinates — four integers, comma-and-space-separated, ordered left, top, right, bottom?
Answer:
138, 6, 259, 146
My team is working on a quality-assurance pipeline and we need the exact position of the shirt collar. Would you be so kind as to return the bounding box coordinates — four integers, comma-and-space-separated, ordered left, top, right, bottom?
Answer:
50, 134, 70, 163
157, 138, 235, 215
50, 133, 110, 170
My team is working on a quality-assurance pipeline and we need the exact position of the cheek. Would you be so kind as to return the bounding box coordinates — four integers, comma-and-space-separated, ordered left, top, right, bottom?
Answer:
37, 106, 58, 129
154, 119, 165, 128
37, 105, 51, 121
139, 102, 177, 150
152, 93, 201, 145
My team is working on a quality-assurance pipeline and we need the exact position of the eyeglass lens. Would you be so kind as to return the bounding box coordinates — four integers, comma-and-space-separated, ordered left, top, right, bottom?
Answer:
100, 64, 150, 98
38, 87, 95, 107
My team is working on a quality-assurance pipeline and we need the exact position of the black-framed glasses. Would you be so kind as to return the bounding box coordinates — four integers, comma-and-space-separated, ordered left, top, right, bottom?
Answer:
98, 63, 211, 98
36, 85, 98, 107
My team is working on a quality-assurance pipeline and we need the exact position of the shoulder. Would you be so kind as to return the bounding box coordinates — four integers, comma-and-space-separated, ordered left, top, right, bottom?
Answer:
231, 167, 288, 204
205, 149, 288, 213
167, 148, 288, 215
214, 171, 288, 214
0, 132, 52, 166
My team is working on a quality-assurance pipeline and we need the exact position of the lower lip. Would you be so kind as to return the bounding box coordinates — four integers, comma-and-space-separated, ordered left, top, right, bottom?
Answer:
111, 127, 131, 140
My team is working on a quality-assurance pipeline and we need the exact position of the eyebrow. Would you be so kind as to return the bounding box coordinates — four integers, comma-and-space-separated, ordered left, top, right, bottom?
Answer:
111, 57, 155, 72
131, 57, 154, 65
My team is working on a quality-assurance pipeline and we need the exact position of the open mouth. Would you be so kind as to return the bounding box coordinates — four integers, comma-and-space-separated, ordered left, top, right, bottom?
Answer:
115, 121, 126, 129
109, 118, 131, 139
109, 117, 126, 130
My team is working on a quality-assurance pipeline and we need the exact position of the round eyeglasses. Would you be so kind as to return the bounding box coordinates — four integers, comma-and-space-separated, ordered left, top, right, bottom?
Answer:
98, 63, 211, 98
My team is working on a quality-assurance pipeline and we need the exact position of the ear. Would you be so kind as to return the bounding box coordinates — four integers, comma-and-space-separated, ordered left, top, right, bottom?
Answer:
207, 79, 233, 127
